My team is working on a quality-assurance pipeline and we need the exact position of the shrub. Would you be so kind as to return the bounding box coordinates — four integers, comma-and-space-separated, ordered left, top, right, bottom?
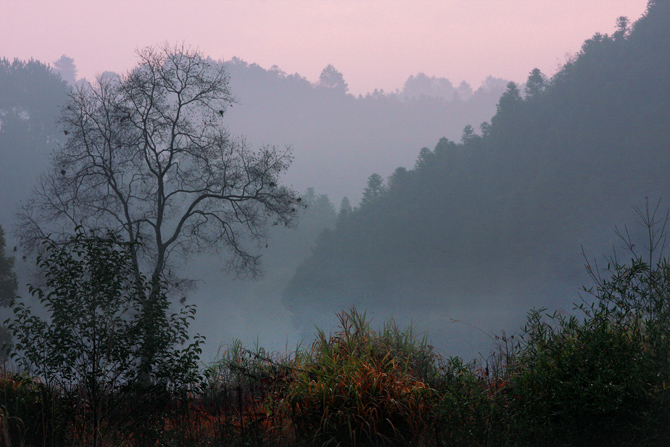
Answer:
6, 230, 203, 446
508, 202, 670, 446
430, 356, 493, 446
508, 308, 663, 446
280, 308, 438, 446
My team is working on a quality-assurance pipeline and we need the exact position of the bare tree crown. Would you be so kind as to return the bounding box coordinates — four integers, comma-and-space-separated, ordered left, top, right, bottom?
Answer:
18, 44, 301, 284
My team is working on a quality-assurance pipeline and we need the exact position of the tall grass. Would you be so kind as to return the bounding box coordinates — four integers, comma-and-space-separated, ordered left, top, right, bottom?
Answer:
2, 294, 669, 445
279, 308, 437, 446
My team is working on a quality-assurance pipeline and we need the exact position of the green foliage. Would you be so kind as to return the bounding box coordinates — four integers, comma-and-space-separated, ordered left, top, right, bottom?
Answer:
6, 229, 203, 445
507, 203, 670, 446
429, 356, 494, 446
509, 308, 663, 446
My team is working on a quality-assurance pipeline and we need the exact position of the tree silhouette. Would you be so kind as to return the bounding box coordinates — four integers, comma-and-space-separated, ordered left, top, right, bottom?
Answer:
52, 54, 78, 85
318, 64, 349, 94
17, 44, 301, 376
361, 173, 387, 207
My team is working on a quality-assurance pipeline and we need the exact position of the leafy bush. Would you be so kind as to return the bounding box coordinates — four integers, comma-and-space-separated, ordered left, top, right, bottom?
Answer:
6, 229, 203, 446
508, 308, 661, 446
429, 356, 492, 446
507, 202, 670, 446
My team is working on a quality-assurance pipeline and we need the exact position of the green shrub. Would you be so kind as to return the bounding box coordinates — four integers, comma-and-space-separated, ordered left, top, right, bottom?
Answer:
508, 308, 663, 446
6, 229, 203, 446
430, 356, 493, 446
508, 203, 670, 446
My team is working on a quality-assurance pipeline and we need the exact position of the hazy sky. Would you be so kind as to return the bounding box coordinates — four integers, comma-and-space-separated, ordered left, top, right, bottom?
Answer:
2, 0, 648, 95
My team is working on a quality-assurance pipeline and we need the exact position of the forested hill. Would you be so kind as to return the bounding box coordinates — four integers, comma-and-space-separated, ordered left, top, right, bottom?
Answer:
0, 45, 506, 358
222, 61, 507, 204
283, 1, 670, 341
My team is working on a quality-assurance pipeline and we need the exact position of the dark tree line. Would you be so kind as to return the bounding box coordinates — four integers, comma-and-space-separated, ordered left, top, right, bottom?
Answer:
283, 1, 670, 328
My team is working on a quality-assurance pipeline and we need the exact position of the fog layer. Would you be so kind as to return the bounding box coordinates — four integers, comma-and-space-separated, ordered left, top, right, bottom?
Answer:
0, 54, 506, 360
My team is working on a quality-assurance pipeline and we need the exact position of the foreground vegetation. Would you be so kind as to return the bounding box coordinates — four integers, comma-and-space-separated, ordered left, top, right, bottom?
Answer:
2, 300, 669, 446
2, 206, 670, 446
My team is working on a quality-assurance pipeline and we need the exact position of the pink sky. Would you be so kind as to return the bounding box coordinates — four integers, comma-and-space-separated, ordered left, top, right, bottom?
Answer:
1, 0, 649, 95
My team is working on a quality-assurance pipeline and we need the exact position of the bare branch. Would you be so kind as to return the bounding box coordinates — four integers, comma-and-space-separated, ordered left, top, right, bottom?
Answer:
17, 44, 300, 292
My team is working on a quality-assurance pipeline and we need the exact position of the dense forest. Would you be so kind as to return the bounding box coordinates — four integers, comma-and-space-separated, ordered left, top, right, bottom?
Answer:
284, 1, 670, 353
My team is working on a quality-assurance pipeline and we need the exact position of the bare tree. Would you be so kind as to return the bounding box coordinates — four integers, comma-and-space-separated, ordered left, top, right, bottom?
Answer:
18, 44, 300, 307
18, 44, 302, 378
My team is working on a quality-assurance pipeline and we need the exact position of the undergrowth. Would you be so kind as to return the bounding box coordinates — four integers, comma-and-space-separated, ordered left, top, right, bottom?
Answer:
3, 301, 668, 446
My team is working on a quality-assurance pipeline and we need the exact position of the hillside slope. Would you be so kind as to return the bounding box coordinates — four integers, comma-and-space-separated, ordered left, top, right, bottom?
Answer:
283, 0, 670, 353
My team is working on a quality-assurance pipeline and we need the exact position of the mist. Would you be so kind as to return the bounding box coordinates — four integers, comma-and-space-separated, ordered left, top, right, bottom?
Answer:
1, 2, 668, 367
222, 59, 507, 206
0, 54, 507, 361
177, 62, 509, 361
